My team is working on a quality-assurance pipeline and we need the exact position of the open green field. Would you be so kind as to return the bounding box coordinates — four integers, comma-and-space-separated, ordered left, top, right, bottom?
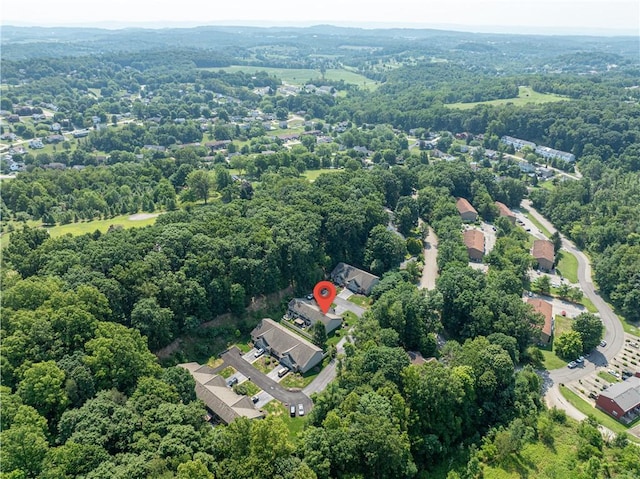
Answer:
447, 86, 567, 110
560, 385, 640, 441
215, 66, 379, 90
556, 250, 579, 284
262, 401, 306, 443
301, 168, 342, 182
1, 213, 159, 248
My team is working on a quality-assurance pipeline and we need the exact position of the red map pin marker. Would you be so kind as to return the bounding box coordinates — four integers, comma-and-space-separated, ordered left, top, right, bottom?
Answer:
313, 281, 336, 314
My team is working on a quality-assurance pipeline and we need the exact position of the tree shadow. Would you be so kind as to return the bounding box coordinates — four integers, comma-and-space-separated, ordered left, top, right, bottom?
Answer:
500, 453, 537, 478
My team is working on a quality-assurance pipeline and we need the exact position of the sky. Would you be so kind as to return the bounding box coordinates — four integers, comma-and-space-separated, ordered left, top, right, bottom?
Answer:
2, 0, 639, 35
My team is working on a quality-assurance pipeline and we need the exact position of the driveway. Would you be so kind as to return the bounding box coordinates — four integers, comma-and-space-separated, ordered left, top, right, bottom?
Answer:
479, 222, 496, 254
419, 221, 438, 290
221, 347, 313, 412
333, 297, 365, 317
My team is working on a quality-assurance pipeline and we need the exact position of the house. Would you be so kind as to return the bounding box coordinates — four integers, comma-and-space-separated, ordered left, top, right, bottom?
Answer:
28, 139, 44, 149
286, 298, 342, 335
501, 136, 536, 151
535, 146, 575, 163
456, 198, 478, 222
532, 239, 555, 271
495, 201, 516, 223
251, 318, 324, 373
596, 376, 640, 424
527, 298, 553, 344
73, 129, 90, 138
179, 362, 264, 424
463, 229, 484, 261
330, 263, 380, 296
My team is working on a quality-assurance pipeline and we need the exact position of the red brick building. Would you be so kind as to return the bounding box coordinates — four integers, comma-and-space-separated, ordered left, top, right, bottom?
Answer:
595, 376, 640, 423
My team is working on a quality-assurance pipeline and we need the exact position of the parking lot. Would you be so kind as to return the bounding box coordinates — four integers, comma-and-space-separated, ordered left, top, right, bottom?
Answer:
564, 333, 640, 406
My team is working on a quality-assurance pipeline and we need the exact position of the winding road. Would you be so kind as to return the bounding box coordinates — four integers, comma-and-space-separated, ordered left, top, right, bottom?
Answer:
521, 200, 626, 431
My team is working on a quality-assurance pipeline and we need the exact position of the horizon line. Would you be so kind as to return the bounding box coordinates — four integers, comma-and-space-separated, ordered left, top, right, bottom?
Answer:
1, 20, 637, 37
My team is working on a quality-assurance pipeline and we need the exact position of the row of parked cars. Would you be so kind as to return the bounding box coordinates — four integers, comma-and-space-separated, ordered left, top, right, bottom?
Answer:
567, 340, 606, 369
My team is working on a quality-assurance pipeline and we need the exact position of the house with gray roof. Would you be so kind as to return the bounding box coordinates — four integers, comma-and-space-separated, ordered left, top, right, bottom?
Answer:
286, 298, 342, 335
330, 263, 379, 296
179, 362, 264, 424
596, 376, 640, 424
251, 318, 324, 373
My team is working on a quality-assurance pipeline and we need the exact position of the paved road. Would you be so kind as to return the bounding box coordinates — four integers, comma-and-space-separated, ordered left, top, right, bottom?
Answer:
303, 334, 349, 396
419, 221, 438, 290
333, 297, 365, 317
221, 347, 313, 412
522, 200, 625, 384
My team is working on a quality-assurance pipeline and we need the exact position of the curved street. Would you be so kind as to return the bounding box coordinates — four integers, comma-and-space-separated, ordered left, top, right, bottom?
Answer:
521, 200, 626, 430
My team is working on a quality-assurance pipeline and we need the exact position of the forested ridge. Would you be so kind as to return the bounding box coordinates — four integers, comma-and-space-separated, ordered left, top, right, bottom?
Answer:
1, 25, 640, 478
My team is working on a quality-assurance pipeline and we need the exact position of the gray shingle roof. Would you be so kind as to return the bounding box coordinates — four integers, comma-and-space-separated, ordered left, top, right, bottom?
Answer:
288, 299, 342, 329
330, 262, 379, 295
601, 376, 640, 413
179, 362, 264, 424
251, 318, 323, 372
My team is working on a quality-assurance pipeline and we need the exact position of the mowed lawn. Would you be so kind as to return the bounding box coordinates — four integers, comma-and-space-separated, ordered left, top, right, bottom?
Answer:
539, 314, 573, 370
1, 213, 159, 248
556, 250, 579, 284
215, 66, 379, 90
446, 86, 567, 110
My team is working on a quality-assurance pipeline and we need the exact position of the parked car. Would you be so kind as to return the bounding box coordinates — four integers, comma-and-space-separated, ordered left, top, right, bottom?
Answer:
227, 377, 238, 387
568, 361, 577, 369
576, 356, 584, 363
588, 392, 597, 399
298, 404, 304, 416
306, 293, 314, 300
600, 340, 607, 347
251, 395, 259, 403
254, 348, 265, 358
290, 405, 296, 417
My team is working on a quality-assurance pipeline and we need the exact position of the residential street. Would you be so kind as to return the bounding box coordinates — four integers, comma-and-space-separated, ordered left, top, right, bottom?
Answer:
221, 346, 313, 412
521, 200, 626, 402
419, 222, 439, 290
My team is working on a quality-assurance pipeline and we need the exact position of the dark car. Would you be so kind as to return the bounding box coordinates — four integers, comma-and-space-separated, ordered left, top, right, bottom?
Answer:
227, 377, 238, 387
290, 405, 296, 417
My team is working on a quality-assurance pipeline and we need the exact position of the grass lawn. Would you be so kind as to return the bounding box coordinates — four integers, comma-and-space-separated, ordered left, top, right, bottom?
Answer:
262, 401, 306, 443
556, 251, 579, 284
539, 315, 573, 370
279, 367, 320, 389
578, 296, 598, 314
252, 355, 278, 374
301, 168, 342, 182
233, 380, 261, 397
597, 371, 620, 383
206, 358, 224, 369
215, 66, 379, 90
234, 342, 252, 353
1, 213, 159, 248
347, 294, 371, 308
520, 207, 552, 238
218, 366, 236, 379
446, 86, 567, 110
539, 181, 555, 191
326, 329, 345, 348
622, 321, 640, 336
559, 385, 640, 442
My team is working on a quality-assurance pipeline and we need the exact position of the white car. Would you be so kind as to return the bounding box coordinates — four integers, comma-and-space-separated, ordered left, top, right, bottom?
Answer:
254, 348, 265, 358
298, 404, 305, 416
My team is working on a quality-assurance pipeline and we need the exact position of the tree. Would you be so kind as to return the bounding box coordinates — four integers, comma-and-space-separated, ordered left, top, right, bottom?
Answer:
554, 331, 583, 360
0, 405, 49, 478
177, 460, 214, 479
550, 231, 562, 253
364, 225, 407, 275
186, 169, 213, 204
130, 297, 175, 351
572, 313, 603, 353
312, 321, 327, 349
84, 322, 161, 394
532, 275, 551, 295
17, 361, 68, 424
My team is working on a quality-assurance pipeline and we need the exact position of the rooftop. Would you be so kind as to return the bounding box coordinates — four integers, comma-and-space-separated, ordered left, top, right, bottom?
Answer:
463, 229, 484, 252
532, 239, 554, 262
527, 298, 553, 337
600, 376, 640, 413
456, 197, 477, 215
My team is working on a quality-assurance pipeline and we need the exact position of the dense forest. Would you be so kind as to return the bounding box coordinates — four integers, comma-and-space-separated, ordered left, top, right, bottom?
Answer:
1, 25, 639, 478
